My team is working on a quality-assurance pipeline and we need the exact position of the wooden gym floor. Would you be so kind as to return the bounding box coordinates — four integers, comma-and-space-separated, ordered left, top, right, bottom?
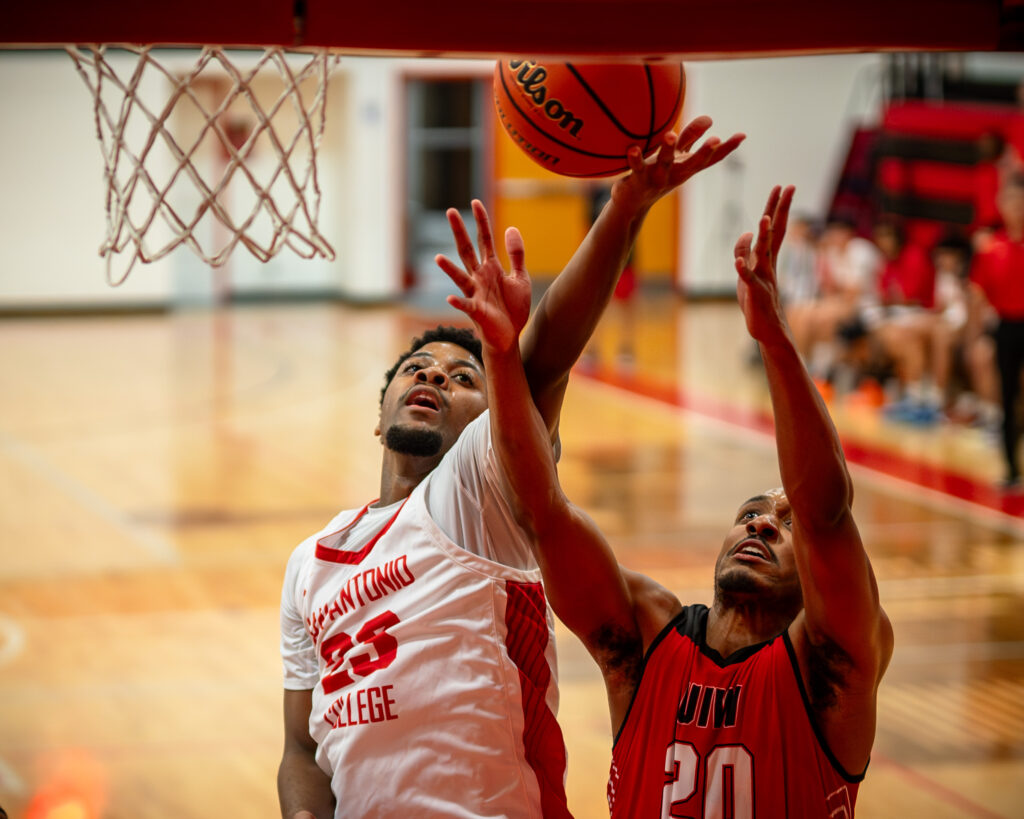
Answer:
0, 292, 1021, 818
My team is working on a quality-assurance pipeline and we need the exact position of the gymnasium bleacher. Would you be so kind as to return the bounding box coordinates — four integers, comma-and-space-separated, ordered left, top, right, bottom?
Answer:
830, 54, 1024, 248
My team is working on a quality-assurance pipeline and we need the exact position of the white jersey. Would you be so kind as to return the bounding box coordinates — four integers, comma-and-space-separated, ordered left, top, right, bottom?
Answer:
281, 412, 572, 818
822, 237, 882, 301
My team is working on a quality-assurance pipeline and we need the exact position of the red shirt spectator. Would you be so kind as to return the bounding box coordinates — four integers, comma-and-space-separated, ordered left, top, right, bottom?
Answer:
874, 220, 935, 308
971, 229, 1024, 320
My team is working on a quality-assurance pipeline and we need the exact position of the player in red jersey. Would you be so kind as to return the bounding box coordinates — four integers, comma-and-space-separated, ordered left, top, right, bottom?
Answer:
443, 183, 894, 818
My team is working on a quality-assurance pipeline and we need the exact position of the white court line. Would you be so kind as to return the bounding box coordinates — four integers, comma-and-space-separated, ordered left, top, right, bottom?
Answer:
0, 430, 179, 565
580, 377, 1024, 538
0, 755, 25, 795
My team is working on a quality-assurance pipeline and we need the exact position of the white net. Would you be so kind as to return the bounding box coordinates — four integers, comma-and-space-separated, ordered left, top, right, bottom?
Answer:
66, 45, 337, 286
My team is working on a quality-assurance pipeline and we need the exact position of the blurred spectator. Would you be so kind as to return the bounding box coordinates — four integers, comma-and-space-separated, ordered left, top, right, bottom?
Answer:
934, 234, 1000, 431
776, 214, 821, 369
777, 213, 822, 307
873, 218, 935, 309
788, 215, 882, 387
869, 219, 941, 421
974, 131, 1006, 231
969, 173, 1024, 488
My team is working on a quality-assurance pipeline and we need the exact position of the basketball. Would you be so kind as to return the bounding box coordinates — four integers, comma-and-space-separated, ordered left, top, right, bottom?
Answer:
493, 59, 686, 178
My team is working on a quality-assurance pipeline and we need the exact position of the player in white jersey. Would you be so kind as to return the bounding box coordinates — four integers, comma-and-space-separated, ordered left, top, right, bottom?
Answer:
278, 119, 745, 819
282, 406, 569, 817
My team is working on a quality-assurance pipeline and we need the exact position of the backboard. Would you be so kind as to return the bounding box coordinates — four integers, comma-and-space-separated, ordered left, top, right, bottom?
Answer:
4, 0, 1022, 58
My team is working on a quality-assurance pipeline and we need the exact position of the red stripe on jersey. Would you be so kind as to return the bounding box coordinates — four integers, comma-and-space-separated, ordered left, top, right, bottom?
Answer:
315, 498, 407, 565
504, 581, 573, 819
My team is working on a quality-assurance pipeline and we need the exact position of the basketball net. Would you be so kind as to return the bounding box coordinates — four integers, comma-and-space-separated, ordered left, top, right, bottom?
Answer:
66, 45, 338, 286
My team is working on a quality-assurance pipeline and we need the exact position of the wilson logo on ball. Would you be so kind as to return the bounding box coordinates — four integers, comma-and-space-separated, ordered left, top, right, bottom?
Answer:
494, 59, 685, 178
507, 59, 584, 137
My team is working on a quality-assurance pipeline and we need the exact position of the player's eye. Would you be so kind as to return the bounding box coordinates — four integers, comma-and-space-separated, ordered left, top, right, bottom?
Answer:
453, 371, 476, 385
403, 362, 422, 373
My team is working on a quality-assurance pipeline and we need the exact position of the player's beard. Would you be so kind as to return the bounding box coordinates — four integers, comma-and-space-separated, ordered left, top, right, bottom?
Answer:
713, 567, 767, 609
384, 424, 443, 457
716, 568, 763, 594
714, 565, 801, 616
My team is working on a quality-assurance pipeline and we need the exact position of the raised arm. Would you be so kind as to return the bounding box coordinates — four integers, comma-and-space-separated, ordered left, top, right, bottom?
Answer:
733, 187, 893, 772
437, 228, 643, 730
442, 117, 744, 437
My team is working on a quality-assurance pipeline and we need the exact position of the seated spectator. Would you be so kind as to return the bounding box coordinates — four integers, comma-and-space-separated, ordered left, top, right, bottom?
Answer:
777, 213, 822, 308
787, 215, 882, 388
867, 219, 942, 422
935, 234, 1001, 431
869, 229, 999, 427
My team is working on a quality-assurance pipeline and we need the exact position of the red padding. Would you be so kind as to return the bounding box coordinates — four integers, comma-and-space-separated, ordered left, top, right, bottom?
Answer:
883, 101, 1018, 140
877, 158, 984, 202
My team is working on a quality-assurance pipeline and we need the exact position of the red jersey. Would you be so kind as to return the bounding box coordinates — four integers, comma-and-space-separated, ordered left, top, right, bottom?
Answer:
971, 230, 1024, 319
608, 605, 863, 818
877, 243, 935, 308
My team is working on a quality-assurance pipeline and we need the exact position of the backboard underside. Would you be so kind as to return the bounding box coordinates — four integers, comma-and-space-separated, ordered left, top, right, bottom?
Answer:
4, 0, 1023, 58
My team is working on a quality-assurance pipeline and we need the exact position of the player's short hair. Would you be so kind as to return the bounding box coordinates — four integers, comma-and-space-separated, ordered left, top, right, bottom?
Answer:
380, 326, 484, 406
934, 230, 972, 261
872, 216, 906, 247
824, 213, 857, 232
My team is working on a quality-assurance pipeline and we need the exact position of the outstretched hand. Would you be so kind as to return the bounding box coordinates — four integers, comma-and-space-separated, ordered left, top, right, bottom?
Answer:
436, 200, 532, 353
611, 116, 745, 215
733, 185, 795, 344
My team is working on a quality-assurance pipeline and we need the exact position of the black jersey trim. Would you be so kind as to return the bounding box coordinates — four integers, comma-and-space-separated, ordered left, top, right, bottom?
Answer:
612, 604, 779, 746
782, 628, 868, 784
680, 604, 777, 667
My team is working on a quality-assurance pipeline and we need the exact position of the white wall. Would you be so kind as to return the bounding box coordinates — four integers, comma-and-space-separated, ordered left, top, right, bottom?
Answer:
323, 58, 405, 302
679, 54, 885, 294
0, 51, 173, 307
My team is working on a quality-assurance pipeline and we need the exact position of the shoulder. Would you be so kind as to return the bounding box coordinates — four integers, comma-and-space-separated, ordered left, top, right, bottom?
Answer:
421, 411, 492, 500
432, 409, 492, 481
621, 568, 684, 650
283, 508, 359, 580
284, 531, 317, 578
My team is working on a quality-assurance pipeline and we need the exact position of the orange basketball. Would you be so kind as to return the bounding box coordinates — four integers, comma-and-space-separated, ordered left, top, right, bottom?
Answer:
493, 59, 685, 178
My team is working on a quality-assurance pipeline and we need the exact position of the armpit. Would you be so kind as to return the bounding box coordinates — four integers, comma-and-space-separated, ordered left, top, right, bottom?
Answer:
588, 621, 643, 694
808, 637, 854, 711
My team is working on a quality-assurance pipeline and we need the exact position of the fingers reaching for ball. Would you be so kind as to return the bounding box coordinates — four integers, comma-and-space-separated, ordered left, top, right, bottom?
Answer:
676, 115, 713, 153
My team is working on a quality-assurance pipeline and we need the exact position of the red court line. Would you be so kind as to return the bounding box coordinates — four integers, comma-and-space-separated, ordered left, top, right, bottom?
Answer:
578, 367, 1024, 520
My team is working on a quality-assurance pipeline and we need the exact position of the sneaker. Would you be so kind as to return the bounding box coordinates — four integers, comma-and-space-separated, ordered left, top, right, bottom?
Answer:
883, 399, 942, 426
883, 398, 918, 423
907, 403, 943, 426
